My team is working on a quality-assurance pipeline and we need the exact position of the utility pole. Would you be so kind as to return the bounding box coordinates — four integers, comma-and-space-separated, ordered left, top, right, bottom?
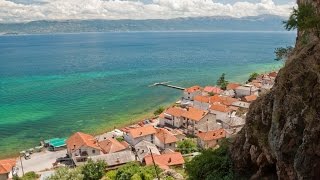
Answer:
19, 156, 24, 176
149, 148, 160, 180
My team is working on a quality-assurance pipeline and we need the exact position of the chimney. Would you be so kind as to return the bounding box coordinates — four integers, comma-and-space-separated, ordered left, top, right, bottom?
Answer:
116, 157, 120, 163
140, 132, 142, 135
213, 133, 216, 136
168, 158, 172, 163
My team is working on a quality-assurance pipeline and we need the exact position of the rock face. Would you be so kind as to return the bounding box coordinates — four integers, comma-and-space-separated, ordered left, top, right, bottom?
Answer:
230, 2, 320, 179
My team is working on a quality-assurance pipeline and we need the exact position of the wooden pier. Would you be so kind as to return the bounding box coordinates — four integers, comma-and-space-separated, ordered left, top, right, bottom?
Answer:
150, 81, 185, 90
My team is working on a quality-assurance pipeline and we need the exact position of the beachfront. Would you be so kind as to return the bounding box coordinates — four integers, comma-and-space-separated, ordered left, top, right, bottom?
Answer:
0, 71, 277, 179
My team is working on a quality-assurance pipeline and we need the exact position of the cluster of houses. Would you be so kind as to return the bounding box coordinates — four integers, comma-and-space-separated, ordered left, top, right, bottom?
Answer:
0, 71, 277, 179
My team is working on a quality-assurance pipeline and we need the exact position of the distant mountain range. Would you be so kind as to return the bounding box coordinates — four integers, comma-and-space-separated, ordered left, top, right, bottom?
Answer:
0, 15, 288, 34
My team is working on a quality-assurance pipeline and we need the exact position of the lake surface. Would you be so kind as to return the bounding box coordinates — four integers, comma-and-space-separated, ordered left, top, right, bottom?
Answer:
0, 31, 295, 157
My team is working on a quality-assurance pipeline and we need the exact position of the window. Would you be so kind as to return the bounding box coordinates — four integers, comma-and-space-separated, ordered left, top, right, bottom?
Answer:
92, 150, 96, 154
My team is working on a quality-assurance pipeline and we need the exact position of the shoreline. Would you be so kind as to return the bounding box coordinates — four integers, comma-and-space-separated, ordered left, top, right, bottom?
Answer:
0, 66, 282, 160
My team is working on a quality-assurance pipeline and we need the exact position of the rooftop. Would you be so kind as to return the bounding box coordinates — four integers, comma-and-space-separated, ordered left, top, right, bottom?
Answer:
145, 152, 185, 170
197, 129, 226, 141
181, 107, 208, 121
0, 158, 16, 174
155, 128, 178, 144
161, 106, 186, 118
66, 132, 100, 153
184, 85, 201, 93
99, 138, 129, 154
203, 86, 222, 94
227, 83, 241, 90
128, 126, 157, 138
210, 104, 231, 113
194, 95, 210, 103
90, 150, 135, 167
244, 95, 258, 102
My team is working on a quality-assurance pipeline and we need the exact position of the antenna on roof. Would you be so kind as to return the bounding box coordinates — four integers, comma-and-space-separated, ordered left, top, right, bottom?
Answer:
149, 148, 160, 180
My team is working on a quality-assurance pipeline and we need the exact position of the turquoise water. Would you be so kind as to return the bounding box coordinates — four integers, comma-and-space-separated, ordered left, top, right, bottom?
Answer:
0, 32, 295, 157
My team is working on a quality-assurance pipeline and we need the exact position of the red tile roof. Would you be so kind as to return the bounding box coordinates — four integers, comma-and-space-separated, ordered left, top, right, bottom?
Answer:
203, 86, 222, 94
0, 158, 16, 174
244, 95, 257, 102
210, 104, 231, 113
184, 85, 201, 93
194, 95, 210, 103
163, 107, 186, 117
181, 107, 208, 121
67, 132, 101, 153
227, 83, 241, 90
99, 138, 128, 154
155, 128, 178, 144
197, 129, 226, 141
145, 152, 185, 170
128, 126, 156, 138
209, 95, 238, 106
268, 72, 277, 78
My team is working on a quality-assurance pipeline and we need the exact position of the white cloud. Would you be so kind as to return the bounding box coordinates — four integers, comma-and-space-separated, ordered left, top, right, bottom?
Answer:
0, 0, 296, 23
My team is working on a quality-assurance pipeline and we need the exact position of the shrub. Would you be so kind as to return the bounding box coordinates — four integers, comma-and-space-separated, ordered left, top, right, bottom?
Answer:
284, 3, 320, 37
81, 159, 107, 180
248, 72, 259, 82
217, 73, 229, 90
185, 139, 234, 180
274, 46, 294, 61
154, 106, 165, 116
176, 139, 198, 154
48, 167, 84, 180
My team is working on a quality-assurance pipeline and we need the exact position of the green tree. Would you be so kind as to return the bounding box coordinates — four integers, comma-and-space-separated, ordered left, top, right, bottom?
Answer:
154, 106, 165, 116
48, 167, 84, 180
13, 171, 39, 180
185, 139, 234, 180
248, 72, 259, 82
81, 159, 107, 180
113, 162, 160, 180
216, 73, 228, 90
176, 139, 197, 154
284, 3, 320, 37
274, 46, 294, 61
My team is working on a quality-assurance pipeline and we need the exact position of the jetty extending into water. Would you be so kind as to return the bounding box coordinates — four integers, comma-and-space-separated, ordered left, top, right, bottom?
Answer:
150, 81, 185, 90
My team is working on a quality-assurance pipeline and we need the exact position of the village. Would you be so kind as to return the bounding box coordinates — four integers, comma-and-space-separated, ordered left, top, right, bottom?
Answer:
0, 71, 278, 180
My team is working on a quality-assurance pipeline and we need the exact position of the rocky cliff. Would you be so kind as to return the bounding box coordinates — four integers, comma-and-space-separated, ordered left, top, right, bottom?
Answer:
230, 1, 320, 179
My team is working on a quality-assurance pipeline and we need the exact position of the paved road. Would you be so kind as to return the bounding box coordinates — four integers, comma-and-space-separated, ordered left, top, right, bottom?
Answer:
15, 149, 67, 176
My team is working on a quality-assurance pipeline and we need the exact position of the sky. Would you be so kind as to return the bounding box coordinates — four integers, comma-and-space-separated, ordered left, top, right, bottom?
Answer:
0, 0, 296, 23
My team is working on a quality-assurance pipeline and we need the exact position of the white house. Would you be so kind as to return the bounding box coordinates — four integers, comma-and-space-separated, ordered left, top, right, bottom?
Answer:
159, 107, 186, 128
154, 128, 178, 150
235, 85, 259, 97
134, 140, 160, 162
210, 103, 233, 122
183, 86, 202, 100
193, 95, 210, 110
197, 129, 226, 149
90, 150, 136, 168
124, 126, 156, 145
181, 107, 218, 135
66, 132, 102, 164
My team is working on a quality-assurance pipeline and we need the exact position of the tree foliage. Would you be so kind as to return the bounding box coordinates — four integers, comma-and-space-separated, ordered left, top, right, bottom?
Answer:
185, 139, 234, 180
13, 171, 39, 180
48, 167, 84, 180
274, 46, 294, 61
248, 72, 259, 82
104, 162, 161, 180
154, 106, 165, 116
284, 3, 320, 37
81, 159, 107, 180
216, 73, 228, 90
176, 139, 198, 154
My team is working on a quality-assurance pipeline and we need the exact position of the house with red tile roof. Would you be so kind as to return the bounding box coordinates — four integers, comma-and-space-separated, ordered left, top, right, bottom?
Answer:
181, 107, 218, 135
134, 140, 160, 162
124, 126, 157, 145
159, 106, 186, 128
98, 138, 129, 154
66, 132, 101, 163
197, 129, 226, 149
144, 152, 185, 170
210, 104, 233, 122
183, 85, 202, 100
193, 95, 211, 110
154, 128, 178, 150
203, 86, 223, 95
0, 158, 16, 180
243, 94, 258, 102
227, 83, 241, 90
